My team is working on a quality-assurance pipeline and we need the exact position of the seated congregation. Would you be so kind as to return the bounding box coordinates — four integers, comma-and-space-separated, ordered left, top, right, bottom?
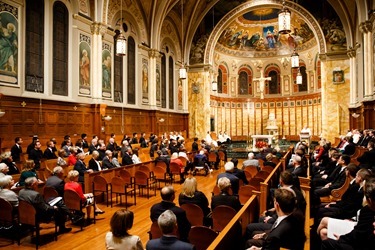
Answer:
1, 129, 375, 249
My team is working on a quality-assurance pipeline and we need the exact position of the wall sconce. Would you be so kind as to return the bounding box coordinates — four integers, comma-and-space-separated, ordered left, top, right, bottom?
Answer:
159, 118, 165, 123
0, 110, 5, 117
102, 115, 112, 121
351, 113, 360, 118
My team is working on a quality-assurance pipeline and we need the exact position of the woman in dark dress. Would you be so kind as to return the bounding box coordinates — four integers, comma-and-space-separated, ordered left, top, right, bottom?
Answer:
179, 177, 212, 226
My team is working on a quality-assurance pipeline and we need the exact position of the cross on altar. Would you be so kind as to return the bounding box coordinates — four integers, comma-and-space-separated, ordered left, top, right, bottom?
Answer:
253, 70, 271, 99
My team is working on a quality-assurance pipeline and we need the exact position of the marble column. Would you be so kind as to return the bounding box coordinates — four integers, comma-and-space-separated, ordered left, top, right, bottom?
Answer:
90, 22, 107, 104
148, 49, 160, 109
347, 49, 358, 107
359, 21, 374, 100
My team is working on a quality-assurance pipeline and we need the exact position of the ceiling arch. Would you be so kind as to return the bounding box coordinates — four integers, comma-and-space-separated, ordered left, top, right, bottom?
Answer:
204, 0, 326, 65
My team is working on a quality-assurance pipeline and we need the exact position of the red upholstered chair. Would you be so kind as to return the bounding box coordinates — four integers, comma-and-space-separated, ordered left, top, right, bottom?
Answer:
212, 205, 237, 232
189, 226, 218, 250
181, 203, 204, 226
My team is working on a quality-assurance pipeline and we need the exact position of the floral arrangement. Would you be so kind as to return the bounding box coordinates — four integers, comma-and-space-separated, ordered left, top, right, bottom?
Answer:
255, 140, 268, 149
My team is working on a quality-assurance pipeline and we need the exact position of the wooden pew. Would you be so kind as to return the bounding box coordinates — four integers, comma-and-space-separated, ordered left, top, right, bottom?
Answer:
207, 195, 259, 249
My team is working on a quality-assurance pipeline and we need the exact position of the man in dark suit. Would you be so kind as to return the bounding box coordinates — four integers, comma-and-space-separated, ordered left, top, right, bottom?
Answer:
211, 176, 241, 212
315, 166, 368, 224
146, 210, 194, 250
139, 132, 147, 148
18, 176, 72, 234
217, 161, 239, 194
10, 137, 23, 162
245, 171, 306, 240
357, 140, 375, 170
150, 186, 191, 242
287, 154, 307, 177
28, 141, 43, 170
313, 155, 351, 202
43, 140, 58, 159
81, 133, 89, 149
73, 153, 93, 183
45, 166, 65, 197
231, 158, 248, 185
245, 188, 305, 250
121, 147, 133, 166
321, 177, 375, 250
130, 132, 138, 144
102, 150, 114, 169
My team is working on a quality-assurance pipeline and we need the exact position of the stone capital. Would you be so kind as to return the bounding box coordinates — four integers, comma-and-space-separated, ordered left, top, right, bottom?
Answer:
359, 21, 372, 33
90, 22, 107, 36
148, 49, 162, 58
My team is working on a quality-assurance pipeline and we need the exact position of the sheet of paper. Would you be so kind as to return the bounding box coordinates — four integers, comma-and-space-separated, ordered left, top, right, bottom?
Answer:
327, 218, 357, 239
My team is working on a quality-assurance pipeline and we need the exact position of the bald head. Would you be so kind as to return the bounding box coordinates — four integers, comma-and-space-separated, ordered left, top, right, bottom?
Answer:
160, 185, 175, 201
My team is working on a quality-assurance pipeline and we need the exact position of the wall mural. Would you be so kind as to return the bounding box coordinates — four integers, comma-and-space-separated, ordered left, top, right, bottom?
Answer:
178, 78, 182, 109
142, 58, 149, 103
217, 8, 315, 57
0, 2, 18, 86
190, 1, 346, 63
156, 64, 161, 106
102, 43, 112, 98
79, 33, 91, 95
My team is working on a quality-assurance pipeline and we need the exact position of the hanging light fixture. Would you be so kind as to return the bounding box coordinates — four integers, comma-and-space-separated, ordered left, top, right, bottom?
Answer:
278, 0, 291, 34
211, 6, 217, 92
115, 0, 126, 56
179, 0, 187, 79
291, 49, 299, 68
296, 68, 302, 84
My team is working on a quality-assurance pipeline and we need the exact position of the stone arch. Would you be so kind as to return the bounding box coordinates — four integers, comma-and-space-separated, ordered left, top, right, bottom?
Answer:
160, 18, 182, 64
106, 0, 147, 42
204, 0, 327, 65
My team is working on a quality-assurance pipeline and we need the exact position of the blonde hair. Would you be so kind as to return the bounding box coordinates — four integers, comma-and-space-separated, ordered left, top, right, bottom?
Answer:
266, 153, 273, 162
67, 170, 79, 181
22, 160, 35, 172
181, 177, 198, 198
218, 177, 231, 192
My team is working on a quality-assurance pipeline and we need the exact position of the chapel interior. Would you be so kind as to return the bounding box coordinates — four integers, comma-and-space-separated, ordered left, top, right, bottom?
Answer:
0, 1, 375, 249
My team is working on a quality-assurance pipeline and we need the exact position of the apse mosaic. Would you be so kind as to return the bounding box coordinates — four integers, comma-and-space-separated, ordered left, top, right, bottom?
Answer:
217, 8, 315, 57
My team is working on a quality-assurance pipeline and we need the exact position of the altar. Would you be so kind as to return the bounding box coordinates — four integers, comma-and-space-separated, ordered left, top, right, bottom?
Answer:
251, 135, 274, 152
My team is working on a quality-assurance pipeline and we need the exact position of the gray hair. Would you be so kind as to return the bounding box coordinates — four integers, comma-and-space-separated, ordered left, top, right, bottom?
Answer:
25, 177, 37, 188
248, 152, 254, 159
218, 177, 231, 191
158, 210, 177, 234
0, 163, 8, 172
0, 175, 13, 188
53, 166, 63, 175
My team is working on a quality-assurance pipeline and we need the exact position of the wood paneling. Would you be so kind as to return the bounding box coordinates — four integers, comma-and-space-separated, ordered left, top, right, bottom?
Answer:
0, 95, 189, 151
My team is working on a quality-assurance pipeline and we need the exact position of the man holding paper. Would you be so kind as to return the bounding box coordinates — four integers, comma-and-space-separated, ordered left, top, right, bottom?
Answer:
320, 177, 375, 250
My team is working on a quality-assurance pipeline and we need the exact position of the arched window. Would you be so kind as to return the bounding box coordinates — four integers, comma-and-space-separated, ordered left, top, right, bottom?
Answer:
161, 53, 166, 108
238, 71, 248, 95
218, 64, 228, 94
127, 36, 135, 104
268, 70, 279, 94
25, 0, 44, 92
298, 66, 308, 92
218, 68, 223, 93
168, 56, 174, 109
113, 42, 123, 102
238, 66, 252, 95
52, 1, 68, 96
